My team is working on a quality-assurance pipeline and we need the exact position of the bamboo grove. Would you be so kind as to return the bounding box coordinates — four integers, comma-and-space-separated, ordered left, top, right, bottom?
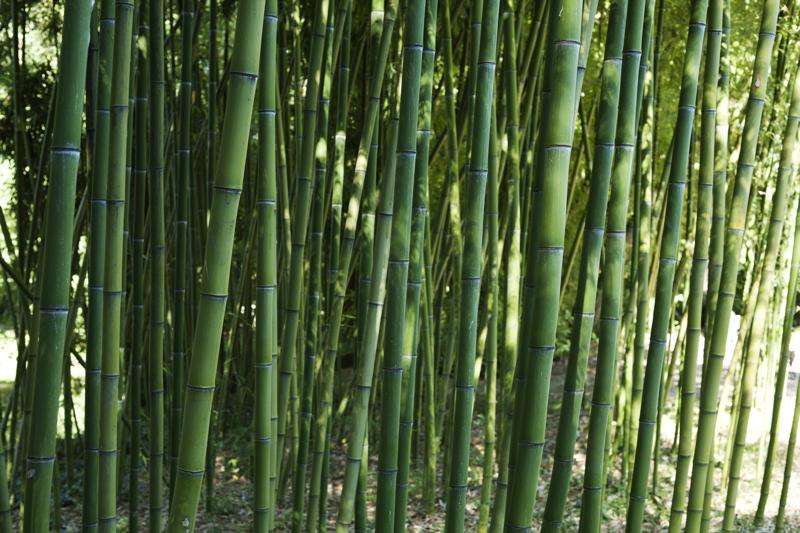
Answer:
6, 0, 800, 530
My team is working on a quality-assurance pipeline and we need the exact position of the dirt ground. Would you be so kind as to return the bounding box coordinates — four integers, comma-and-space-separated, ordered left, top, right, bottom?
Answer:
55, 359, 800, 532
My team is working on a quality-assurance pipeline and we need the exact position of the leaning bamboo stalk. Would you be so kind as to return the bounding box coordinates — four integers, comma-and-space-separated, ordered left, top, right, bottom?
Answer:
757, 82, 800, 520
275, 0, 329, 470
666, 0, 722, 526
335, 105, 401, 533
165, 0, 266, 525
625, 0, 708, 525
541, 0, 629, 525
722, 23, 793, 528
322, 2, 400, 525
684, 1, 779, 529
488, 7, 522, 531
292, 7, 334, 529
775, 227, 800, 531
582, 0, 648, 527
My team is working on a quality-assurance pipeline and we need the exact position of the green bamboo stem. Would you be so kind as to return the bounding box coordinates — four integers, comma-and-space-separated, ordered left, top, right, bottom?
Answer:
625, 39, 655, 482
130, 35, 148, 533
373, 0, 426, 527
254, 2, 278, 530
335, 106, 400, 532
776, 285, 800, 532
315, 2, 399, 525
722, 23, 791, 529
540, 0, 628, 524
97, 0, 135, 526
83, 0, 115, 527
292, 7, 334, 529
170, 0, 194, 492
165, 0, 266, 525
395, 0, 438, 528
488, 8, 522, 531
148, 0, 166, 523
626, 0, 657, 476
697, 8, 730, 525
276, 0, 330, 471
666, 0, 721, 527
684, 0, 779, 529
477, 108, 499, 532
706, 0, 730, 338
443, 0, 501, 531
21, 0, 91, 528
207, 0, 217, 212
757, 116, 800, 523
0, 433, 9, 533
625, 0, 707, 525
581, 0, 648, 528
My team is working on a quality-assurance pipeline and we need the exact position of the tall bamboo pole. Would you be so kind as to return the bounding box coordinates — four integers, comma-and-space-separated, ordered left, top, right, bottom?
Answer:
276, 0, 329, 469
327, 2, 401, 525
488, 7, 521, 530
83, 0, 114, 527
684, 1, 779, 529
335, 104, 401, 533
147, 0, 166, 523
394, 1, 438, 528
165, 0, 266, 525
541, 0, 628, 525
98, 0, 135, 526
722, 21, 792, 528
757, 72, 800, 520
443, 0, 501, 530
374, 0, 426, 527
666, 0, 721, 527
776, 260, 800, 532
130, 34, 148, 533
625, 0, 708, 524
21, 0, 91, 529
478, 108, 499, 532
170, 0, 194, 490
292, 7, 334, 529
254, 1, 278, 530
